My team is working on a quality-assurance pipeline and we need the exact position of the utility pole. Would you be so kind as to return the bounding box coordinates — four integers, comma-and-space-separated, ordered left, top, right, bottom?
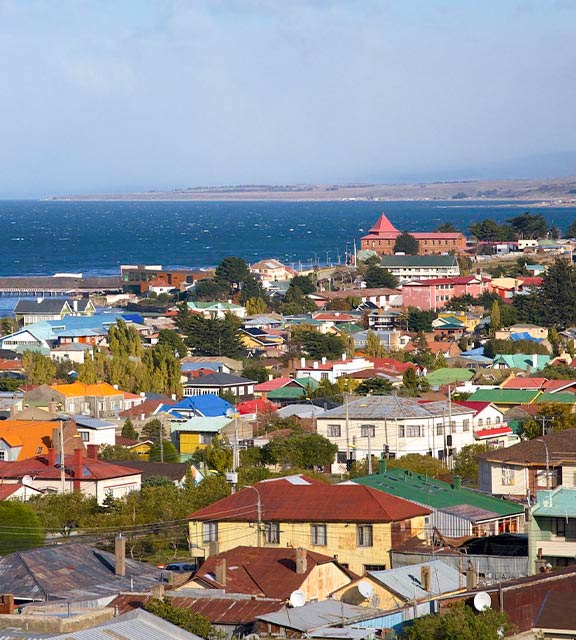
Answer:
537, 438, 551, 490
59, 420, 66, 494
246, 486, 262, 547
345, 392, 351, 465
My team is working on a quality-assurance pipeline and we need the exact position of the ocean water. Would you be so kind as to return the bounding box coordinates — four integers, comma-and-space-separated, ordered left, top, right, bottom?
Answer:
0, 199, 575, 277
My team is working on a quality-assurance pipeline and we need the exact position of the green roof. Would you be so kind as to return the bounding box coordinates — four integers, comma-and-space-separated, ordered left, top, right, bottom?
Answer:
294, 377, 320, 390
355, 467, 523, 519
425, 368, 474, 386
467, 389, 540, 404
337, 323, 364, 334
535, 392, 576, 405
380, 255, 458, 268
267, 386, 307, 400
533, 488, 576, 517
492, 354, 551, 371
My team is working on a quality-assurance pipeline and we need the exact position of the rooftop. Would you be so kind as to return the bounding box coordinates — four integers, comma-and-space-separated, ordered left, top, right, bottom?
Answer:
466, 389, 540, 404
379, 255, 458, 268
479, 428, 576, 466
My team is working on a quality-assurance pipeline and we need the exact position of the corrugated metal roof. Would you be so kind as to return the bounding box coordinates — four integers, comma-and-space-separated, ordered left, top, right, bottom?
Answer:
368, 560, 461, 600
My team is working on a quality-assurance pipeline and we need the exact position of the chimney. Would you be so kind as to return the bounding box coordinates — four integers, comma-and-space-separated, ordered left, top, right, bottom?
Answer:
466, 562, 477, 590
152, 584, 165, 599
321, 356, 327, 365
300, 357, 306, 368
420, 566, 431, 592
87, 444, 98, 460
73, 300, 79, 312
268, 373, 274, 381
72, 448, 83, 493
532, 354, 538, 369
48, 400, 57, 417
378, 457, 387, 475
313, 361, 319, 369
341, 353, 347, 361
37, 297, 43, 304
115, 534, 126, 577
47, 447, 56, 467
296, 547, 307, 574
215, 558, 226, 586
0, 594, 15, 615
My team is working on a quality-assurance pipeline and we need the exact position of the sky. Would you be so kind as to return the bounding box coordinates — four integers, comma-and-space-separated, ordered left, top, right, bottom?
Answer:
1, 0, 575, 197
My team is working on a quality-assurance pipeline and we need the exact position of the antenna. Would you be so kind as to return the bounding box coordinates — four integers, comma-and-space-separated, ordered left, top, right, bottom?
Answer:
289, 590, 306, 608
473, 591, 492, 611
370, 594, 380, 608
358, 581, 374, 599
21, 475, 34, 488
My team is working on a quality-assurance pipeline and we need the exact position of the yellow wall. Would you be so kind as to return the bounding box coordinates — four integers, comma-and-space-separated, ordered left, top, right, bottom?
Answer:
179, 433, 204, 455
188, 516, 426, 576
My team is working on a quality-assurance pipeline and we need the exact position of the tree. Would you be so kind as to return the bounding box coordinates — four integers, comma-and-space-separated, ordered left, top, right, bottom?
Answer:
364, 266, 399, 289
202, 435, 233, 474
407, 308, 435, 332
291, 328, 347, 360
142, 418, 163, 442
405, 601, 511, 640
262, 433, 338, 469
149, 440, 180, 463
521, 403, 576, 439
453, 444, 489, 486
435, 222, 457, 232
142, 475, 177, 488
98, 444, 141, 461
245, 296, 267, 315
290, 274, 316, 294
548, 327, 561, 357
121, 417, 138, 440
507, 211, 548, 239
538, 258, 576, 329
401, 367, 429, 395
356, 377, 393, 395
242, 364, 269, 383
566, 219, 576, 238
393, 231, 419, 255
145, 597, 224, 640
489, 300, 501, 335
177, 308, 244, 358
191, 278, 228, 301
215, 257, 250, 291
0, 502, 44, 555
469, 218, 516, 241
364, 330, 386, 358
158, 329, 188, 358
387, 454, 447, 478
444, 294, 475, 312
22, 351, 57, 385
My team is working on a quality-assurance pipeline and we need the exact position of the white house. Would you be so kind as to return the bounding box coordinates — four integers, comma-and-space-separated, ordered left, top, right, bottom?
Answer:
72, 415, 117, 447
316, 395, 476, 470
295, 356, 374, 384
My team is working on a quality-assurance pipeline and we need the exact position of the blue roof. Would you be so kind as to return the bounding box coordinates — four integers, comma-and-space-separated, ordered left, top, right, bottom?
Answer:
510, 332, 542, 343
70, 415, 116, 429
164, 394, 233, 417
180, 362, 220, 372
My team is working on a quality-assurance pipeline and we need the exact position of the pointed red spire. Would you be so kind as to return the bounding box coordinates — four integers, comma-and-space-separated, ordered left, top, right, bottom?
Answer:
369, 213, 399, 235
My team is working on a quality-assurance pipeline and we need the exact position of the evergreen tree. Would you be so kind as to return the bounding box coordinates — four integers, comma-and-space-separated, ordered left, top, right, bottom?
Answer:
215, 257, 251, 291
245, 297, 267, 315
356, 377, 393, 395
149, 440, 179, 463
538, 257, 576, 329
142, 418, 163, 442
121, 417, 138, 440
490, 300, 501, 335
393, 231, 419, 255
158, 329, 188, 358
145, 597, 224, 639
0, 502, 44, 555
364, 330, 385, 357
22, 351, 56, 385
364, 266, 399, 289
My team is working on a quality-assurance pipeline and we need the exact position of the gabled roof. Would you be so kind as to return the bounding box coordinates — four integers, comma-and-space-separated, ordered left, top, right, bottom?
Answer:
466, 389, 540, 404
369, 560, 462, 600
194, 546, 355, 598
354, 468, 523, 519
425, 368, 474, 386
369, 213, 399, 235
453, 401, 500, 415
119, 398, 175, 418
0, 419, 69, 460
501, 377, 548, 390
479, 428, 576, 465
254, 377, 304, 392
0, 543, 161, 601
51, 382, 124, 397
535, 392, 576, 404
543, 379, 576, 393
166, 394, 233, 417
14, 298, 72, 314
119, 460, 192, 482
189, 475, 430, 523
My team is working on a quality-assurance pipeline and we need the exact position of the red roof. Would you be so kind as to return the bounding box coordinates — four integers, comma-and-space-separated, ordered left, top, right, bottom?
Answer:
0, 360, 23, 371
0, 484, 26, 500
368, 358, 415, 374
0, 454, 141, 482
453, 401, 494, 414
369, 213, 399, 235
518, 277, 543, 286
501, 377, 548, 390
254, 377, 298, 392
236, 399, 279, 415
542, 380, 576, 393
475, 426, 513, 439
194, 546, 355, 598
189, 475, 430, 523
112, 593, 282, 624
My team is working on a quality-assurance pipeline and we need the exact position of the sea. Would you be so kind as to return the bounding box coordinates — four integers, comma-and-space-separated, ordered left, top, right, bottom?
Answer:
1, 198, 576, 277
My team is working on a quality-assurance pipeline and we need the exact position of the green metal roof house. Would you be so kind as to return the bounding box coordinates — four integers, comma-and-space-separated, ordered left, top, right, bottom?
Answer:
466, 389, 540, 406
492, 354, 551, 372
534, 392, 576, 405
353, 460, 524, 538
425, 368, 474, 387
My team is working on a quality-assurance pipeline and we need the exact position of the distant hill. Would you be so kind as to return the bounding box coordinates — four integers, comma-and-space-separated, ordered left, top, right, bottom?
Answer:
49, 175, 576, 203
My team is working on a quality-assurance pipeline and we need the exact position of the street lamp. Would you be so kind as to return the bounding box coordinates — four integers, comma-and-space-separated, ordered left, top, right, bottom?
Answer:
536, 438, 551, 490
244, 485, 262, 547
361, 424, 376, 475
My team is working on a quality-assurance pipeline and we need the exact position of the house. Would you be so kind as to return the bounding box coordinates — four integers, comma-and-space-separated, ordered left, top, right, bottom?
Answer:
495, 323, 549, 342
478, 429, 576, 499
366, 308, 402, 330
187, 301, 246, 320
71, 415, 117, 447
452, 401, 518, 447
353, 329, 411, 351
528, 487, 576, 573
402, 276, 491, 311
119, 460, 201, 487
311, 288, 402, 310
180, 356, 243, 375
0, 418, 81, 462
467, 388, 541, 412
163, 395, 234, 419
250, 258, 294, 284
360, 213, 466, 256
404, 335, 462, 359
182, 373, 256, 400
254, 377, 306, 401
316, 396, 477, 468
295, 355, 374, 384
14, 298, 73, 325
378, 254, 460, 283
49, 382, 127, 417
170, 417, 245, 456
425, 367, 474, 388
354, 459, 524, 538
0, 482, 43, 501
190, 546, 357, 603
50, 342, 94, 364
501, 376, 549, 391
490, 276, 543, 301
239, 327, 285, 355
188, 475, 430, 575
120, 264, 196, 294
0, 445, 142, 503
115, 435, 153, 459
0, 542, 162, 602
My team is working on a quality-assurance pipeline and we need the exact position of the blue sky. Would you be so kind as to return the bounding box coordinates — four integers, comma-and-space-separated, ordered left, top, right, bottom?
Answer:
1, 0, 575, 196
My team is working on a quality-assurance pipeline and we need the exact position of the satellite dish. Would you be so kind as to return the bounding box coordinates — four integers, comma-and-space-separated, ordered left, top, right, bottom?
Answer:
358, 580, 374, 599
289, 590, 306, 608
473, 591, 492, 611
21, 475, 34, 488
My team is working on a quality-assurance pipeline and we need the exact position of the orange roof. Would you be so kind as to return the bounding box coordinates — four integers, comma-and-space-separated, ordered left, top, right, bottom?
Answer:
0, 420, 80, 460
369, 213, 399, 235
51, 382, 124, 397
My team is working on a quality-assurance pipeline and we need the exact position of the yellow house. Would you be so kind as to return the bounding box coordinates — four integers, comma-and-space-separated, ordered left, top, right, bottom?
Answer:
188, 475, 430, 576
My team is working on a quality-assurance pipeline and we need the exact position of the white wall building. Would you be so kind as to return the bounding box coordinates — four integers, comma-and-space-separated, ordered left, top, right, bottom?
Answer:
296, 356, 374, 384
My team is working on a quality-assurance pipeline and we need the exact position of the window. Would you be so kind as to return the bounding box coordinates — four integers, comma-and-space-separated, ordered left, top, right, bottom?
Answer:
406, 425, 421, 438
328, 425, 341, 438
554, 518, 566, 537
311, 524, 327, 546
0, 451, 4, 461
478, 418, 483, 427
495, 416, 501, 424
265, 522, 280, 544
486, 417, 491, 426
202, 522, 218, 543
80, 431, 90, 442
321, 372, 329, 381
364, 564, 386, 571
398, 425, 405, 438
356, 524, 373, 547
501, 465, 515, 486
36, 446, 42, 454
463, 419, 470, 432
361, 425, 375, 438
436, 423, 443, 436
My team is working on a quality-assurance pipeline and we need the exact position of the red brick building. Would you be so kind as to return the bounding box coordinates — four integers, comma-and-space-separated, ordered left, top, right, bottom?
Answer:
361, 213, 467, 256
